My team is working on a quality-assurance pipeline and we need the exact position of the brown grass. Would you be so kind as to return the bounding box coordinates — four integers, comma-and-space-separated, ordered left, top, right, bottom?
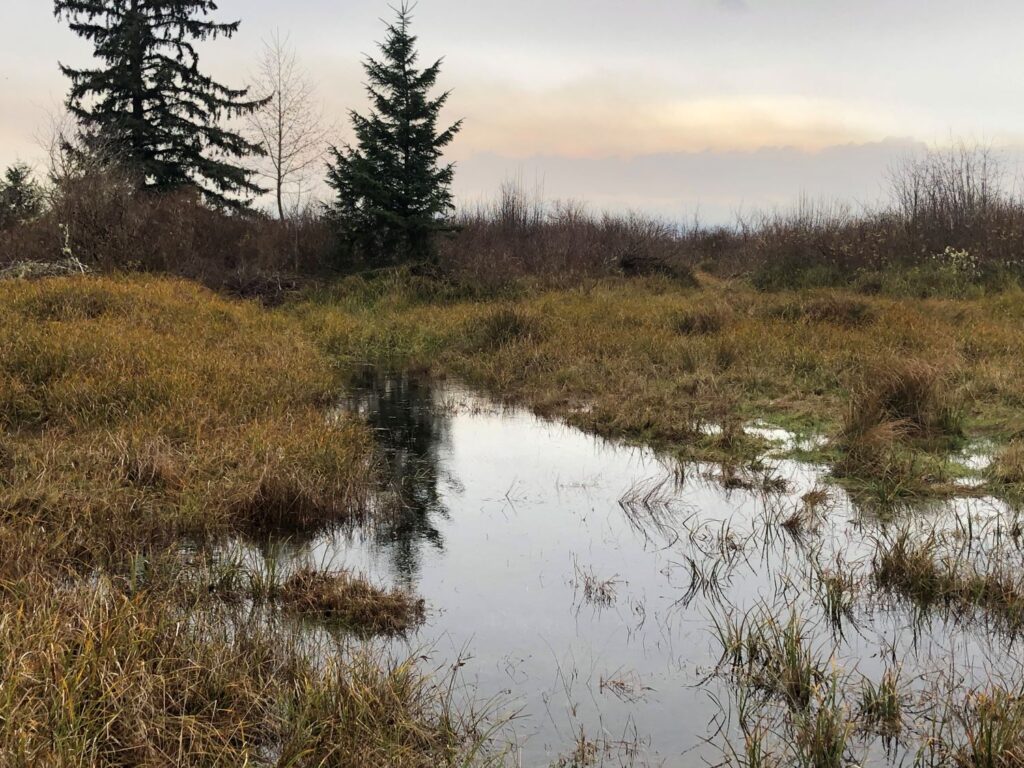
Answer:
301, 273, 1024, 494
873, 532, 1024, 630
281, 568, 427, 634
0, 275, 484, 765
0, 578, 467, 767
0, 276, 374, 567
989, 441, 1024, 490
832, 360, 965, 492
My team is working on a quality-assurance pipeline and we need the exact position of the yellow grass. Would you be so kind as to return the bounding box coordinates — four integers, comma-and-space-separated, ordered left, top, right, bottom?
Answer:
0, 275, 478, 766
298, 273, 1024, 492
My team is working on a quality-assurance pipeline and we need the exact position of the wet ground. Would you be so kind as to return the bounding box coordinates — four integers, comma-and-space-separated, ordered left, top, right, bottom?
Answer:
253, 372, 1024, 766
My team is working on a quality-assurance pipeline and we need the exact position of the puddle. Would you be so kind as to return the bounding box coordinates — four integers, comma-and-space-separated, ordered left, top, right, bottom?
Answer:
254, 373, 1024, 765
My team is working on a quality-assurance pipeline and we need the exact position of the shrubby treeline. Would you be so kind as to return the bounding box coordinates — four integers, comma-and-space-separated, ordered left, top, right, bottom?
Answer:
2, 3, 1023, 298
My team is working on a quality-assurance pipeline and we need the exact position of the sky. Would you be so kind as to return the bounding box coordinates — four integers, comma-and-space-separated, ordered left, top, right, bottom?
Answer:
3, 0, 1024, 222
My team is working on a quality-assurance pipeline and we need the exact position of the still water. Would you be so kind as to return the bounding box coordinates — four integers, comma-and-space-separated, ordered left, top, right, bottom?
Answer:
268, 373, 1023, 766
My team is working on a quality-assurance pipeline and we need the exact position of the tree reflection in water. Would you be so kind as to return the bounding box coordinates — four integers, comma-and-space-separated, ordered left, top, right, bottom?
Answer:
344, 370, 451, 583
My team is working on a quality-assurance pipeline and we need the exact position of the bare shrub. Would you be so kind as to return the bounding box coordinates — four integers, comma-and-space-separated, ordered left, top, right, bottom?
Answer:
439, 180, 697, 290
686, 144, 1024, 293
0, 156, 336, 302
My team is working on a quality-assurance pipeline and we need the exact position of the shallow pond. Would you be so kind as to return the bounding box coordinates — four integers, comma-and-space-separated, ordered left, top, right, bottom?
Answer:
259, 373, 1024, 766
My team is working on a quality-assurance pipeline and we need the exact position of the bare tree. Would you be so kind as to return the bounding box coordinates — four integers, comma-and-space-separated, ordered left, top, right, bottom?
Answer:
248, 32, 330, 220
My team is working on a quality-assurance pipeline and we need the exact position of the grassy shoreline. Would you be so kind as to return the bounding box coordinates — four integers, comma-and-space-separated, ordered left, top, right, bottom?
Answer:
297, 271, 1024, 499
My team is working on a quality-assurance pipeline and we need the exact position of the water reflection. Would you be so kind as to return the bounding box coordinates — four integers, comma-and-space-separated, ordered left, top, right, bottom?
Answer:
313, 372, 1024, 767
343, 370, 450, 583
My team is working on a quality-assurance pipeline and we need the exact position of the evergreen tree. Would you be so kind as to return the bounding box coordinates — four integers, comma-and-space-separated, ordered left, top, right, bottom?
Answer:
54, 0, 268, 209
0, 164, 43, 230
327, 2, 462, 263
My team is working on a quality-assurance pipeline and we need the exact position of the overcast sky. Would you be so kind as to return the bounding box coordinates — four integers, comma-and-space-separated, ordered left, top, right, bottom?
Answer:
3, 0, 1024, 222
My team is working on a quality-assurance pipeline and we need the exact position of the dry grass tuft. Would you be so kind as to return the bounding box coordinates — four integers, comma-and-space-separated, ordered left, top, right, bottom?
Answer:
281, 568, 426, 634
768, 295, 876, 328
989, 441, 1024, 490
843, 360, 963, 442
472, 305, 546, 350
834, 360, 964, 490
672, 306, 728, 336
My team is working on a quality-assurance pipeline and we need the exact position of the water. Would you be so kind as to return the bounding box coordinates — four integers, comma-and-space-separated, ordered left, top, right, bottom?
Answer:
263, 373, 1024, 766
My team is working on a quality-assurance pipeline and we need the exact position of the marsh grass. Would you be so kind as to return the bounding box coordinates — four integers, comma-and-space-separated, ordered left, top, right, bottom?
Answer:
833, 360, 966, 496
872, 531, 1024, 630
952, 687, 1024, 768
299, 272, 1024, 494
0, 276, 377, 564
858, 668, 904, 739
989, 440, 1024, 491
0, 276, 487, 766
672, 306, 728, 336
791, 681, 855, 768
818, 566, 858, 631
281, 567, 426, 634
715, 609, 823, 711
472, 306, 547, 350
0, 576, 479, 767
765, 295, 877, 328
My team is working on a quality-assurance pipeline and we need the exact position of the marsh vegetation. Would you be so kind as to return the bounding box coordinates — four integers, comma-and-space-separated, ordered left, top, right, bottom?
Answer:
2, 270, 1024, 765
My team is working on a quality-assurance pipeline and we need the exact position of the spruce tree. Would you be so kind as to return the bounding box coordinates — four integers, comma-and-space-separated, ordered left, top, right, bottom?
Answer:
54, 0, 268, 209
0, 164, 43, 230
327, 2, 462, 263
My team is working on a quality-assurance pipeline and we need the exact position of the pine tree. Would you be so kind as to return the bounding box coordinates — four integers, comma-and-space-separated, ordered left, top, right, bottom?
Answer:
54, 0, 268, 209
0, 164, 43, 230
326, 2, 462, 264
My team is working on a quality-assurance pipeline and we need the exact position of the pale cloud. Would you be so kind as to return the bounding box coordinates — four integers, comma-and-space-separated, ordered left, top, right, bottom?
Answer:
5, 0, 1024, 216
448, 76, 902, 160
716, 0, 750, 13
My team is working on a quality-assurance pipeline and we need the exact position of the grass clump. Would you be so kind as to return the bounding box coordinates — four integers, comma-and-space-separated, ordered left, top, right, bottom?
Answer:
671, 306, 728, 336
873, 532, 1024, 630
281, 568, 426, 634
791, 685, 855, 768
951, 687, 1024, 768
988, 440, 1024, 491
858, 668, 903, 738
834, 360, 965, 494
767, 294, 876, 328
471, 305, 546, 350
842, 360, 964, 443
716, 609, 822, 712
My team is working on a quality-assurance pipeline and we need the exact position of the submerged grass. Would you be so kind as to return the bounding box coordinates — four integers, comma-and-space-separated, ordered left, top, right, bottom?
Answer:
873, 531, 1024, 630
